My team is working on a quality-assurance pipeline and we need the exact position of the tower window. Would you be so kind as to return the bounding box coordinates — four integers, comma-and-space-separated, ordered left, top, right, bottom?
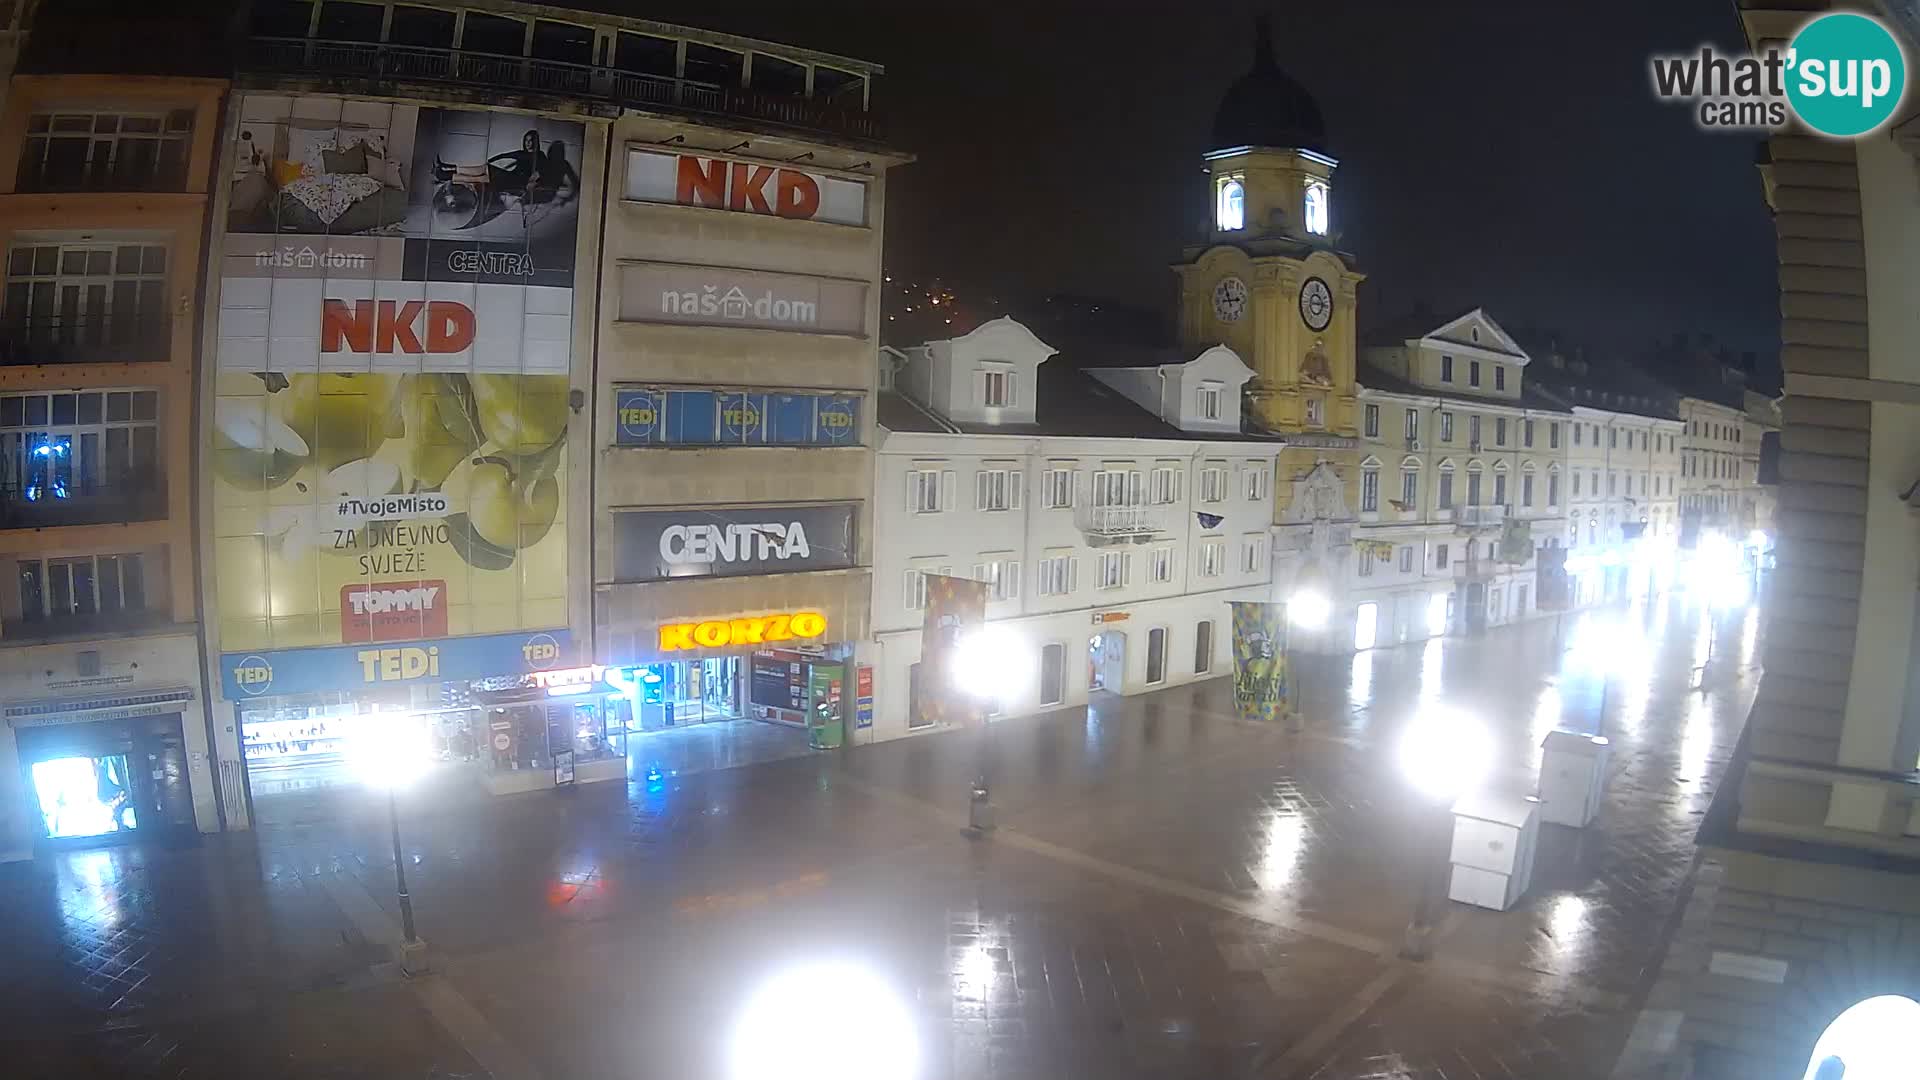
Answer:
1217, 178, 1245, 231
1304, 181, 1329, 235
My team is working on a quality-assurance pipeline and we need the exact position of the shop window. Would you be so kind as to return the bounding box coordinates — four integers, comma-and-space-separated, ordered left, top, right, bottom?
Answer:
1194, 620, 1213, 674
1146, 627, 1167, 685
1039, 643, 1065, 706
388, 5, 455, 48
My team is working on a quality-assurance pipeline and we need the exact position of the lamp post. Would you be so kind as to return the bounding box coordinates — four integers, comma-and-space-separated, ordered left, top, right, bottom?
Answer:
1287, 588, 1331, 726
952, 625, 1032, 836
350, 717, 430, 974
1396, 705, 1491, 961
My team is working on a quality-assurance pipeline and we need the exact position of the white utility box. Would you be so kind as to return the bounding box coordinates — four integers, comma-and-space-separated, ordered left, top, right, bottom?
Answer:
1447, 790, 1540, 911
1538, 729, 1611, 827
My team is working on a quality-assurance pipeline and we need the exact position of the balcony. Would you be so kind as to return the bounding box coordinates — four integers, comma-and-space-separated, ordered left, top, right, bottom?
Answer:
0, 316, 172, 366
241, 37, 885, 145
0, 470, 167, 530
1455, 505, 1507, 530
1076, 505, 1169, 541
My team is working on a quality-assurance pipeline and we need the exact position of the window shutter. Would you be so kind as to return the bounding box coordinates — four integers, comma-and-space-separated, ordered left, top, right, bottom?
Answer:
976, 470, 990, 510
941, 470, 956, 512
971, 562, 986, 584
1008, 470, 1024, 510
1006, 561, 1021, 599
1068, 557, 1079, 594
974, 368, 988, 407
1005, 373, 1017, 408
904, 569, 920, 610
1128, 470, 1143, 506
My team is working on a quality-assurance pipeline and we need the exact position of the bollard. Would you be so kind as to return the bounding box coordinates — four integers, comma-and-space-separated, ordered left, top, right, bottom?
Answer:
968, 776, 995, 834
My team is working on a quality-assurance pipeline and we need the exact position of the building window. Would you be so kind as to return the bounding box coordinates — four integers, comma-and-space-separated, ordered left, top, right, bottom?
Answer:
1438, 469, 1454, 509
1304, 396, 1325, 427
1522, 473, 1534, 507
1573, 424, 1582, 447
1609, 428, 1617, 449
1495, 366, 1507, 391
1440, 412, 1454, 442
1357, 549, 1374, 577
1523, 419, 1534, 448
1493, 472, 1507, 505
975, 467, 1023, 511
1093, 468, 1140, 508
1198, 539, 1225, 577
1041, 467, 1074, 509
1217, 177, 1245, 231
1401, 468, 1419, 508
1404, 408, 1419, 444
1303, 181, 1329, 235
1573, 472, 1582, 497
1399, 546, 1414, 573
18, 111, 195, 193
1549, 472, 1560, 506
1607, 472, 1616, 496
1194, 620, 1214, 674
1148, 466, 1182, 505
1199, 465, 1228, 503
1361, 467, 1379, 512
1097, 550, 1128, 590
1469, 415, 1482, 448
1146, 626, 1168, 684
1036, 553, 1075, 596
1243, 467, 1268, 502
0, 389, 160, 509
981, 368, 1012, 408
1495, 417, 1507, 446
903, 565, 950, 611
1440, 355, 1454, 383
1550, 423, 1560, 449
1467, 468, 1483, 506
1364, 403, 1379, 438
1434, 543, 1449, 569
5, 242, 170, 349
1197, 382, 1223, 421
1149, 545, 1174, 583
1240, 533, 1265, 573
909, 468, 949, 513
972, 556, 1022, 601
18, 551, 146, 626
1469, 360, 1482, 388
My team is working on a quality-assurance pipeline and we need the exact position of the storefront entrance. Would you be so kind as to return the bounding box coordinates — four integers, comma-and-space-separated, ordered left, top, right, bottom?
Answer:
1088, 632, 1126, 693
15, 713, 194, 847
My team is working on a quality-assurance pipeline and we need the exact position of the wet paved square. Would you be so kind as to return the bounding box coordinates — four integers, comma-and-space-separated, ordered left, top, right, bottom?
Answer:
0, 599, 1761, 1078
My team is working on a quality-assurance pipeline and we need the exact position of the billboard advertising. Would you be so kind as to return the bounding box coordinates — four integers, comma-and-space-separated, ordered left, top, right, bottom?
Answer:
617, 262, 868, 336
613, 387, 859, 447
1230, 601, 1290, 724
914, 574, 988, 729
211, 94, 582, 671
610, 503, 858, 583
624, 149, 869, 227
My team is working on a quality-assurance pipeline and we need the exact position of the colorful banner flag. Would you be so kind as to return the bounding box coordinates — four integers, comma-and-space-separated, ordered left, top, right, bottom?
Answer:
915, 574, 989, 729
1230, 601, 1290, 723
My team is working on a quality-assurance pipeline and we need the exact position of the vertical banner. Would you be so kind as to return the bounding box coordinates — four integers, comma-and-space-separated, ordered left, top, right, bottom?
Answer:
914, 574, 988, 729
212, 95, 583, 663
1230, 602, 1290, 723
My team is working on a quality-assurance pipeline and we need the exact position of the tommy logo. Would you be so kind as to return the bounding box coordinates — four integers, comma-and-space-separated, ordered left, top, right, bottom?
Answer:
322, 299, 477, 354
340, 580, 449, 642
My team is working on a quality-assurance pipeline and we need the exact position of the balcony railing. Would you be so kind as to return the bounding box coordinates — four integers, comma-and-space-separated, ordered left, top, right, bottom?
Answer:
0, 316, 172, 366
1077, 505, 1168, 538
0, 471, 167, 530
1455, 505, 1507, 530
243, 37, 885, 144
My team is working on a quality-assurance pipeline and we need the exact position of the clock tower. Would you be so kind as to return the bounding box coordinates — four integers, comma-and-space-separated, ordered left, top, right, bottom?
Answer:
1173, 15, 1365, 541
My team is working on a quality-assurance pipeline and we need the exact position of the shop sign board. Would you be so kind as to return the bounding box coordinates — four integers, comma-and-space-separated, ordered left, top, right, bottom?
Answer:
613, 387, 860, 447
617, 261, 868, 336
624, 149, 869, 227
750, 653, 806, 713
855, 662, 873, 729
613, 503, 857, 583
220, 629, 572, 699
658, 611, 827, 652
212, 94, 580, 666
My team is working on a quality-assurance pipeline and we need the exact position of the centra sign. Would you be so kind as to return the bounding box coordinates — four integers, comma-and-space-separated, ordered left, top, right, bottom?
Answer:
658, 611, 827, 652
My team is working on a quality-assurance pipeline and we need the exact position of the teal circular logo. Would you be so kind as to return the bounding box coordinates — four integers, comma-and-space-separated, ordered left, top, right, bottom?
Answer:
1787, 13, 1907, 137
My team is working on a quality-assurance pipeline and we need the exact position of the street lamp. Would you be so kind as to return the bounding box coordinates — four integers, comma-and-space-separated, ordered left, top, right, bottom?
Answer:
1288, 588, 1331, 727
347, 714, 430, 973
951, 624, 1032, 834
1395, 705, 1491, 960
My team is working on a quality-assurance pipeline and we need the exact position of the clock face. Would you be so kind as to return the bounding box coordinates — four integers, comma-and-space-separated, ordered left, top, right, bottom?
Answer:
1212, 276, 1248, 323
1299, 276, 1334, 331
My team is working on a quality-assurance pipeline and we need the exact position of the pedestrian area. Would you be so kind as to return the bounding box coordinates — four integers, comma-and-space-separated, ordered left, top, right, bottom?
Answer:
0, 595, 1762, 1079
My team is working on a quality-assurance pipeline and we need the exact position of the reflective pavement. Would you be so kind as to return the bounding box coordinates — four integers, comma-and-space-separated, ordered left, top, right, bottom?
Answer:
0, 593, 1764, 1078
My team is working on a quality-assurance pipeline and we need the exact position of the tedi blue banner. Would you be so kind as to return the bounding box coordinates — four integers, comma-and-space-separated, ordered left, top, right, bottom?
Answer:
220, 629, 572, 699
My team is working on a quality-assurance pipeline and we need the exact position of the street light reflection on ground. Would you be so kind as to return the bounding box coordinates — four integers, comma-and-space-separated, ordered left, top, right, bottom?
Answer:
1802, 994, 1920, 1080
1397, 705, 1492, 800
728, 961, 919, 1080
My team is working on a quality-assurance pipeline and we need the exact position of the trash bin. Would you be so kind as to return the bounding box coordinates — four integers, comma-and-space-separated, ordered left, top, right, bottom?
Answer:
1538, 729, 1610, 827
1447, 790, 1540, 911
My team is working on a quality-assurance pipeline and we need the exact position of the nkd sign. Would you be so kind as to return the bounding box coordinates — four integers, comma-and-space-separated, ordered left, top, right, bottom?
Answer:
625, 149, 868, 227
618, 261, 868, 336
611, 503, 857, 582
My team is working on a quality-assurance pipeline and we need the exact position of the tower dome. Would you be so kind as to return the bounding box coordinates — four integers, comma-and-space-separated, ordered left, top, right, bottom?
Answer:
1211, 15, 1327, 154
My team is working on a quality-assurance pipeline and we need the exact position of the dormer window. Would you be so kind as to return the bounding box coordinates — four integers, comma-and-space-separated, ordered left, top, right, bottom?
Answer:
1217, 178, 1245, 231
1303, 181, 1329, 235
981, 366, 1013, 408
1197, 381, 1223, 421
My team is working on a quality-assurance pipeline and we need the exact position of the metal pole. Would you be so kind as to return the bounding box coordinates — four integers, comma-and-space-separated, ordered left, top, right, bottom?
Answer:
389, 786, 418, 944
1400, 810, 1450, 961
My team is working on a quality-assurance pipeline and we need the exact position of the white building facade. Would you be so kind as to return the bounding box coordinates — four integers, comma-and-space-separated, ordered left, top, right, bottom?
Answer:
867, 318, 1281, 741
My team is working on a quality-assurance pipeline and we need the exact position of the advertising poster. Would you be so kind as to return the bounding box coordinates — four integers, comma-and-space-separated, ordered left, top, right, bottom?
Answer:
211, 94, 581, 668
914, 574, 988, 729
1230, 601, 1290, 723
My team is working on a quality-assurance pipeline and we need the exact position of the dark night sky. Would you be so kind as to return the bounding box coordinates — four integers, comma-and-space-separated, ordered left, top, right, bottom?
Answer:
644, 1, 1780, 361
